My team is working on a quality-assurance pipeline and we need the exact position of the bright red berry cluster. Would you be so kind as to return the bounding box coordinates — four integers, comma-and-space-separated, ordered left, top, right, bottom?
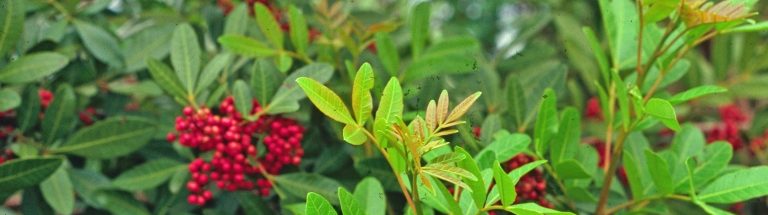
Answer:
38, 88, 53, 109
169, 97, 305, 206
504, 154, 552, 208
706, 104, 748, 150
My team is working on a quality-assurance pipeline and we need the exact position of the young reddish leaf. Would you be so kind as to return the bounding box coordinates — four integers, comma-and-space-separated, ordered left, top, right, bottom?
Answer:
445, 92, 482, 125
437, 90, 449, 124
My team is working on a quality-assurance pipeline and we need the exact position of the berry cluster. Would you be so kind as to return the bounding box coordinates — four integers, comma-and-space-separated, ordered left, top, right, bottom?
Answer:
706, 104, 748, 150
504, 154, 552, 208
169, 97, 305, 206
749, 130, 768, 153
585, 97, 603, 121
0, 88, 54, 141
78, 107, 101, 126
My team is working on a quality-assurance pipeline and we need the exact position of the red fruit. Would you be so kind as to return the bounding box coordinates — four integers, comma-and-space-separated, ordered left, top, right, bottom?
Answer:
38, 89, 53, 109
585, 97, 603, 121
166, 133, 176, 142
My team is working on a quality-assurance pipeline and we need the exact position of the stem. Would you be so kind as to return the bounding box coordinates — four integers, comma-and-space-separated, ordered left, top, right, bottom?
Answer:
594, 130, 630, 215
410, 170, 422, 215
635, 0, 646, 80
644, 31, 717, 102
362, 129, 419, 215
478, 205, 506, 213
603, 82, 617, 173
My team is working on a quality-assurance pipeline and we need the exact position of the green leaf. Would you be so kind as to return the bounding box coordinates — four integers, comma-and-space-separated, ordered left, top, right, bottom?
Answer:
74, 21, 123, 68
254, 3, 283, 49
274, 173, 343, 205
42, 84, 76, 144
353, 177, 386, 215
265, 63, 334, 114
505, 203, 575, 215
0, 52, 68, 84
645, 149, 674, 194
507, 77, 527, 128
218, 34, 277, 57
288, 5, 309, 54
509, 160, 547, 183
722, 21, 768, 33
171, 23, 201, 95
224, 4, 248, 35
554, 160, 591, 179
623, 151, 646, 200
146, 58, 188, 101
296, 77, 354, 125
250, 60, 281, 104
306, 192, 337, 215
122, 25, 173, 73
197, 53, 233, 94
40, 166, 74, 215
0, 158, 63, 193
53, 117, 157, 158
68, 168, 111, 207
343, 124, 367, 145
374, 33, 400, 76
233, 80, 253, 118
613, 72, 630, 130
168, 168, 188, 194
93, 191, 150, 215
338, 187, 364, 215
668, 85, 727, 105
0, 88, 19, 111
534, 89, 558, 156
276, 52, 293, 73
475, 131, 530, 168
352, 63, 375, 125
0, 0, 23, 56
373, 78, 403, 138
699, 166, 768, 203
644, 0, 679, 23
695, 201, 735, 215
551, 108, 580, 165
582, 27, 610, 86
112, 159, 184, 191
410, 2, 430, 57
16, 86, 40, 132
492, 161, 515, 207
237, 191, 271, 215
671, 124, 705, 163
693, 142, 732, 189
403, 37, 480, 82
455, 147, 485, 209
645, 98, 680, 131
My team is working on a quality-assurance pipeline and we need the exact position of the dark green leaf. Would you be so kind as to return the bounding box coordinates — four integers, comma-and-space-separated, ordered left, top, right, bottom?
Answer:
554, 160, 591, 179
0, 0, 23, 56
645, 149, 674, 194
16, 86, 40, 132
53, 117, 157, 158
112, 159, 184, 191
250, 60, 281, 104
699, 166, 768, 203
233, 80, 253, 118
374, 33, 399, 76
274, 173, 343, 205
40, 166, 73, 215
42, 84, 76, 144
218, 34, 277, 57
93, 191, 150, 215
146, 58, 188, 101
197, 53, 233, 94
171, 23, 201, 95
338, 187, 364, 215
0, 52, 68, 84
0, 158, 63, 193
403, 37, 480, 82
122, 25, 173, 72
74, 21, 123, 68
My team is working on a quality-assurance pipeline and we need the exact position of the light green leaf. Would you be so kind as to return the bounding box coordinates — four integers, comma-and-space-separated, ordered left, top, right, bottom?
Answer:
644, 0, 679, 23
224, 4, 248, 35
352, 63, 374, 125
0, 0, 23, 56
645, 149, 673, 194
53, 117, 157, 158
455, 147, 485, 209
0, 88, 20, 111
534, 89, 558, 156
722, 21, 768, 33
613, 72, 630, 130
492, 161, 515, 207
373, 78, 403, 138
353, 177, 386, 215
551, 108, 580, 165
122, 25, 173, 73
374, 33, 399, 76
410, 2, 430, 57
146, 58, 188, 101
668, 85, 727, 105
219, 34, 277, 57
507, 77, 527, 128
40, 166, 74, 215
338, 187, 364, 215
233, 80, 253, 118
74, 21, 123, 68
645, 98, 680, 131
265, 63, 334, 114
274, 173, 343, 205
695, 201, 735, 215
554, 160, 591, 179
250, 60, 281, 104
296, 77, 354, 125
254, 3, 283, 49
505, 203, 575, 215
0, 52, 68, 84
0, 158, 63, 193
693, 142, 732, 188
306, 192, 337, 215
475, 131, 530, 169
671, 124, 705, 163
288, 5, 309, 54
42, 84, 76, 144
112, 159, 184, 191
196, 53, 233, 94
699, 166, 768, 203
343, 124, 367, 145
582, 27, 610, 85
170, 23, 201, 95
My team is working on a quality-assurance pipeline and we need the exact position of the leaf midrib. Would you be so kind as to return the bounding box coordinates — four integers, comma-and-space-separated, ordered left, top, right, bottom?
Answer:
0, 0, 15, 53
0, 161, 59, 187
56, 127, 153, 152
699, 179, 768, 201
114, 165, 183, 189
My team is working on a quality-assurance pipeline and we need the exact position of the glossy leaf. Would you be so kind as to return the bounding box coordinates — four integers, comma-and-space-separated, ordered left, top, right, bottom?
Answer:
306, 192, 337, 215
40, 166, 74, 215
266, 63, 334, 114
699, 166, 768, 203
74, 21, 123, 68
352, 63, 375, 125
668, 85, 727, 105
296, 77, 355, 125
0, 158, 63, 193
170, 23, 201, 95
645, 98, 680, 131
0, 0, 23, 56
42, 84, 76, 144
0, 52, 68, 84
112, 159, 183, 191
338, 187, 364, 215
233, 80, 253, 118
53, 117, 157, 158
